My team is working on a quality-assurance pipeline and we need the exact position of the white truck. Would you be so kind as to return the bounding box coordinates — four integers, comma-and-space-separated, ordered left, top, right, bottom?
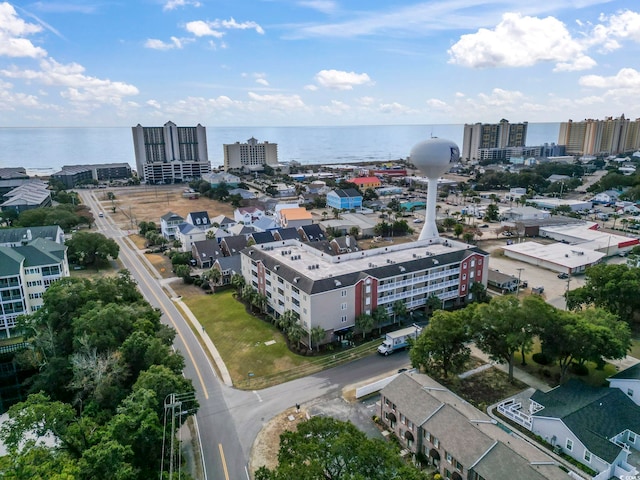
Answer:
377, 324, 423, 356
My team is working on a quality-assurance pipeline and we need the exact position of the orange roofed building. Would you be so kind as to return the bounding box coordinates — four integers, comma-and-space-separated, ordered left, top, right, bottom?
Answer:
351, 176, 381, 191
279, 207, 313, 228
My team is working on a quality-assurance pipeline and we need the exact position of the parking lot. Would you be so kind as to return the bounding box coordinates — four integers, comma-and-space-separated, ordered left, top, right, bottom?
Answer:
481, 238, 628, 309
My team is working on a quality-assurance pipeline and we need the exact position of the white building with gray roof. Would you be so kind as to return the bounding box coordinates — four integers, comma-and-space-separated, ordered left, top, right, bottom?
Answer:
241, 236, 488, 347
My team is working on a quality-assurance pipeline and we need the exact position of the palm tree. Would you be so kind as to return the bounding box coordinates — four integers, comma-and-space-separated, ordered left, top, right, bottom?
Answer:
203, 267, 221, 291
310, 325, 326, 351
392, 300, 407, 325
231, 273, 246, 295
355, 313, 374, 340
612, 213, 620, 230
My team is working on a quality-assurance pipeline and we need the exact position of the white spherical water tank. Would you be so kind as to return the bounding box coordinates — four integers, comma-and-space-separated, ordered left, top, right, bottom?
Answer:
410, 137, 459, 178
410, 138, 460, 241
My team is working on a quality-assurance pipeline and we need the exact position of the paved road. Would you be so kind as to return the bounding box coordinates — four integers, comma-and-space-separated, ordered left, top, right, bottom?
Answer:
78, 189, 411, 479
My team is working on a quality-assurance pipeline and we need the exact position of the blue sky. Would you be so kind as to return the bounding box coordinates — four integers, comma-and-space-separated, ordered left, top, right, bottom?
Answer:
1, 0, 640, 127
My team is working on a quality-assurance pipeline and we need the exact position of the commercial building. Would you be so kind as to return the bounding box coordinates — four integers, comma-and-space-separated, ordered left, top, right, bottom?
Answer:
132, 121, 210, 184
461, 119, 528, 162
558, 115, 640, 156
223, 137, 278, 172
350, 176, 382, 191
240, 236, 488, 347
0, 237, 70, 338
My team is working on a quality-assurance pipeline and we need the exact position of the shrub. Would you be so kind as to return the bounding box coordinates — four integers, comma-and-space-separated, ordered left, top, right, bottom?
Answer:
532, 352, 552, 365
570, 363, 589, 376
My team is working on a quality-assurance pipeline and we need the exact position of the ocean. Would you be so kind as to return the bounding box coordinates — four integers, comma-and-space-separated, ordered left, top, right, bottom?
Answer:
0, 123, 561, 176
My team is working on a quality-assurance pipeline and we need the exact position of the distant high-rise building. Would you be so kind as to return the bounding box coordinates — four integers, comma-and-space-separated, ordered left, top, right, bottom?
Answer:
558, 114, 640, 156
132, 121, 211, 184
223, 137, 278, 171
461, 119, 528, 162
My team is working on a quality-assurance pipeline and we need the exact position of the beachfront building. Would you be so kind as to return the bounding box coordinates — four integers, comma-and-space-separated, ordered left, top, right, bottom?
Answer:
223, 137, 278, 172
240, 236, 488, 348
461, 119, 528, 162
51, 163, 132, 188
558, 115, 640, 156
0, 238, 70, 338
132, 121, 211, 184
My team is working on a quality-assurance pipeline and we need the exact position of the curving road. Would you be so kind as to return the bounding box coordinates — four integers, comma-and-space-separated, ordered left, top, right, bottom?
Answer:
78, 189, 409, 479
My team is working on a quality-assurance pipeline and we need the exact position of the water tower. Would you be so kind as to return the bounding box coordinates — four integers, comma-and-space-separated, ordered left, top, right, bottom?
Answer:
410, 138, 459, 241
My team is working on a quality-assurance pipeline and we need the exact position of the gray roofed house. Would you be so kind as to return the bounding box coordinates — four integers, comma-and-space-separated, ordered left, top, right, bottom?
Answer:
379, 372, 572, 480
191, 239, 223, 269
209, 214, 235, 229
0, 237, 69, 338
228, 188, 256, 200
298, 224, 326, 242
186, 211, 211, 229
1, 181, 52, 213
214, 255, 242, 284
272, 227, 299, 241
227, 223, 255, 236
500, 379, 640, 478
0, 225, 65, 247
609, 362, 640, 406
250, 231, 275, 245
160, 212, 184, 240
252, 216, 278, 232
220, 235, 248, 256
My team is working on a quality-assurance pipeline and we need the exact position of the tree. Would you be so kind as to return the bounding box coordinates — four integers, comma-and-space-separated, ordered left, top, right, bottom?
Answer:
355, 313, 374, 339
569, 263, 640, 324
66, 232, 119, 267
469, 282, 489, 303
453, 223, 464, 238
410, 310, 470, 378
472, 296, 532, 382
255, 417, 423, 480
174, 264, 191, 282
310, 325, 325, 351
392, 300, 407, 324
484, 203, 499, 222
203, 267, 222, 290
372, 307, 389, 334
231, 273, 246, 295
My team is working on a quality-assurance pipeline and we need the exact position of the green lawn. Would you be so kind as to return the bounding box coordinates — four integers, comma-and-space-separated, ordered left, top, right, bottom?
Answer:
184, 290, 309, 383
183, 289, 380, 389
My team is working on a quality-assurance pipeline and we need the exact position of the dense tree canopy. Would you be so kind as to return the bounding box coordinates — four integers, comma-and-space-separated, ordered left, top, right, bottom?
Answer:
255, 417, 424, 480
66, 232, 119, 267
2, 271, 197, 480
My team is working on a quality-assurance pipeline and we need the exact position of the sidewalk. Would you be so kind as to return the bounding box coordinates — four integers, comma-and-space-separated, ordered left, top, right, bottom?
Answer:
466, 344, 554, 392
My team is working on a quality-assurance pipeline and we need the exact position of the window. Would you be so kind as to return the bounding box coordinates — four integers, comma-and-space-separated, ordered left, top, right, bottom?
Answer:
400, 414, 405, 424
341, 315, 347, 323
434, 437, 439, 448
365, 285, 371, 294
584, 450, 591, 463
566, 439, 573, 451
462, 274, 467, 280
446, 451, 452, 463
341, 290, 347, 297
629, 432, 636, 443
628, 388, 634, 397
470, 271, 474, 279
341, 303, 347, 310
471, 259, 476, 267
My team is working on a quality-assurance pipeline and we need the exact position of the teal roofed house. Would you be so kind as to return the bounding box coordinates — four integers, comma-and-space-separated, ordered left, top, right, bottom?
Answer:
0, 238, 69, 339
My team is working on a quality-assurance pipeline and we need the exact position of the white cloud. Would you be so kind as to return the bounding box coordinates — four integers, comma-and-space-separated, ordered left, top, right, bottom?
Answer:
448, 12, 592, 71
297, 1, 337, 15
356, 96, 375, 106
256, 78, 269, 86
553, 55, 597, 72
185, 20, 224, 38
589, 9, 640, 51
185, 18, 264, 37
314, 69, 373, 90
304, 84, 318, 91
146, 99, 161, 109
579, 68, 640, 90
247, 92, 306, 110
144, 36, 192, 50
163, 0, 201, 11
320, 100, 350, 115
378, 102, 414, 115
1, 58, 139, 104
426, 98, 449, 109
0, 2, 47, 58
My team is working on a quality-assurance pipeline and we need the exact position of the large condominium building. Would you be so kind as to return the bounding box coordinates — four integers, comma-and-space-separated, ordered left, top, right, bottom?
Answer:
558, 114, 640, 156
52, 163, 132, 188
461, 119, 528, 162
241, 237, 488, 347
0, 237, 70, 338
224, 137, 278, 171
132, 121, 211, 184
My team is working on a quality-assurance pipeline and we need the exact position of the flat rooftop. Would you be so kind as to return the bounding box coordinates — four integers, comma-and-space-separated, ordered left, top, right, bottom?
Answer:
503, 241, 605, 269
251, 237, 477, 281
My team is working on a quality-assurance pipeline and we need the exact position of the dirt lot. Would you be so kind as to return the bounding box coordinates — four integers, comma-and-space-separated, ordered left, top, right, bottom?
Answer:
92, 184, 235, 230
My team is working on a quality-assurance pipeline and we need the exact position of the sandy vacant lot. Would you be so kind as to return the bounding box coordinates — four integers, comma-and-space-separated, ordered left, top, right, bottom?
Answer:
92, 184, 235, 230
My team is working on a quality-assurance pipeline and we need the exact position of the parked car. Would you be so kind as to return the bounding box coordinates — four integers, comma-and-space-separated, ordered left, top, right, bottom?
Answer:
479, 224, 489, 228
557, 272, 569, 279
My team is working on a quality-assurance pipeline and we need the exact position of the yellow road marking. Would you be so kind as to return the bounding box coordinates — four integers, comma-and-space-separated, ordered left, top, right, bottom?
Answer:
218, 443, 230, 480
117, 236, 210, 400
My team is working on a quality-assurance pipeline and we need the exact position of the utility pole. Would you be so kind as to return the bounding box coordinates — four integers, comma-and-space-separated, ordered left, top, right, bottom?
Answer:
565, 277, 571, 310
516, 268, 524, 297
161, 392, 196, 480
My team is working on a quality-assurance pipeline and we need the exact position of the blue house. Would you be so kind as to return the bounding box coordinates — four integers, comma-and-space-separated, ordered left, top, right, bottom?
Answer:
326, 188, 362, 210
